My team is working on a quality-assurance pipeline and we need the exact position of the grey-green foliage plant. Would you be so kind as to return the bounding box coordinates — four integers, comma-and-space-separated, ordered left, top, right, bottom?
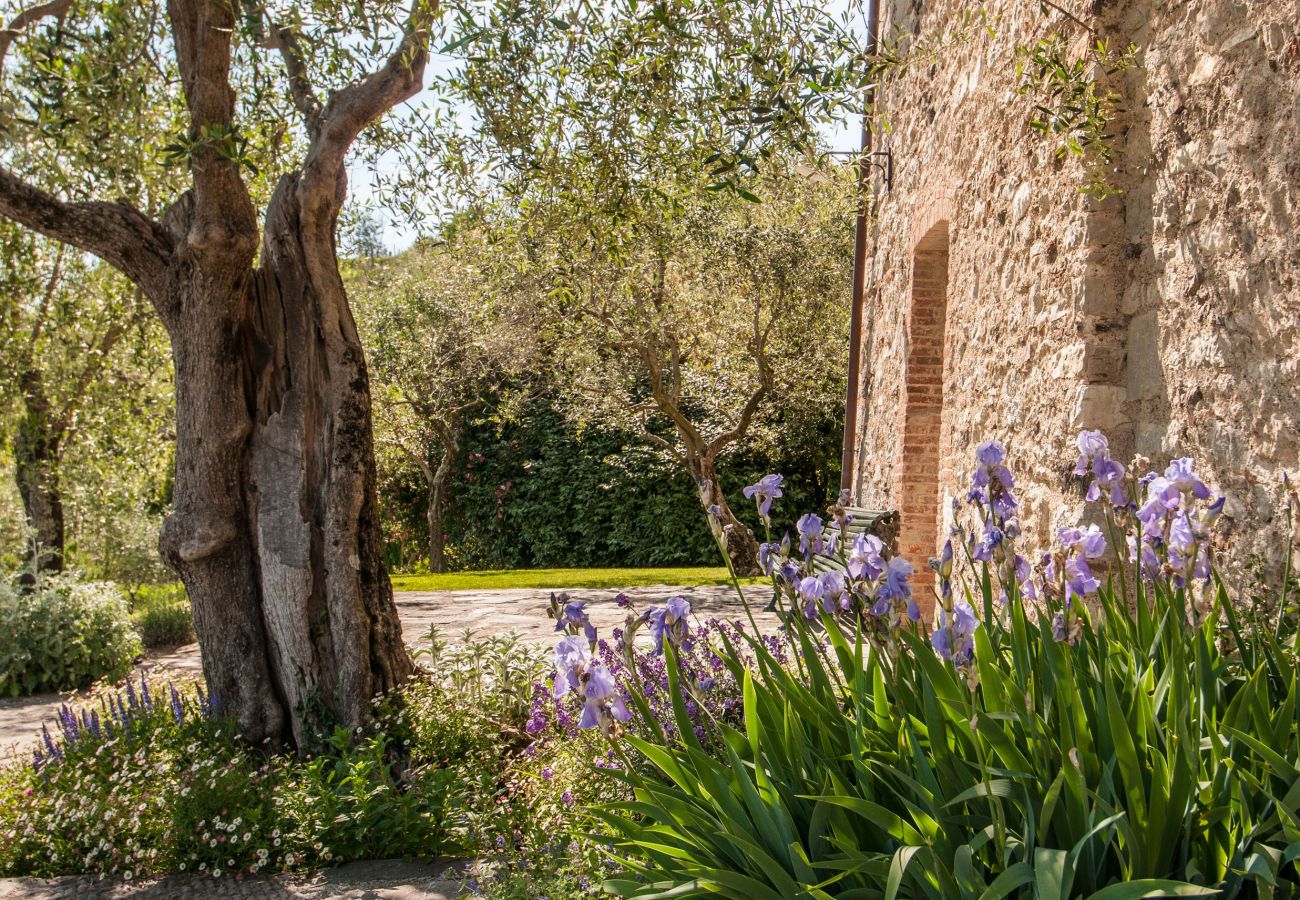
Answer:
0, 573, 141, 697
596, 443, 1300, 898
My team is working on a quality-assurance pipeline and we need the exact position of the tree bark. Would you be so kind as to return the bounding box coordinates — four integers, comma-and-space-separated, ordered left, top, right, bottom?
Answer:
426, 435, 458, 574
158, 173, 411, 747
696, 454, 760, 576
14, 368, 64, 578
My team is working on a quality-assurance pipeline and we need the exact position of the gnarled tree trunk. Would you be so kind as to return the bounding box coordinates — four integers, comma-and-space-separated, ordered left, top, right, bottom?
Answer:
0, 0, 430, 746
426, 443, 456, 574
159, 173, 411, 746
14, 369, 64, 577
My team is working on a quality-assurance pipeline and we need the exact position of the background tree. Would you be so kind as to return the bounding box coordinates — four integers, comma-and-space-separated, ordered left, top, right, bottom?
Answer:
492, 166, 853, 573
0, 0, 442, 744
0, 227, 158, 578
434, 0, 868, 573
350, 234, 536, 572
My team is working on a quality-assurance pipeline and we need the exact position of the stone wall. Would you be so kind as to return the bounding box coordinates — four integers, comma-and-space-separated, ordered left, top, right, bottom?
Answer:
849, 0, 1299, 594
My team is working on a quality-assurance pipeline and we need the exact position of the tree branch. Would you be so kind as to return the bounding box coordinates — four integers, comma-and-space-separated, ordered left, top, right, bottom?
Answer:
241, 3, 324, 138
0, 0, 72, 70
24, 241, 64, 362
0, 166, 172, 306
705, 297, 774, 458
1037, 1, 1098, 36
309, 0, 436, 179
167, 0, 257, 254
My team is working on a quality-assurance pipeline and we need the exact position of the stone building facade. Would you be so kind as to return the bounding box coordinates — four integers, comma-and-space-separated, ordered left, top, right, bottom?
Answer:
846, 0, 1299, 592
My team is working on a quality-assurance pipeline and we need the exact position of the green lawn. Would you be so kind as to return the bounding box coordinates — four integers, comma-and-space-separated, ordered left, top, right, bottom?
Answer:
390, 566, 763, 592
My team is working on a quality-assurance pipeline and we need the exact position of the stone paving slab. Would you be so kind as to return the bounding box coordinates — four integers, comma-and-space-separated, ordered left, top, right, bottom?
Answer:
0, 860, 463, 899
0, 584, 777, 760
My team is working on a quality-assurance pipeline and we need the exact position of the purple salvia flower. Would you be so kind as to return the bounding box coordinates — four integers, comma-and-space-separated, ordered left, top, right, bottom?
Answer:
170, 685, 185, 726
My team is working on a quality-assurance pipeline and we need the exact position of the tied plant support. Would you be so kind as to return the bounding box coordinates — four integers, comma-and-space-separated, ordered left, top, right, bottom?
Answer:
538, 432, 1300, 897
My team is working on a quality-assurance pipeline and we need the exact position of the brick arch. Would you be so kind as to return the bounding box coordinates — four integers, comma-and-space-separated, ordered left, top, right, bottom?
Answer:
897, 219, 950, 609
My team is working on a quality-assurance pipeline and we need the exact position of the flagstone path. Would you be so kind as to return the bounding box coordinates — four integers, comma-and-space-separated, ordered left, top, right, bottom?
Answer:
0, 583, 777, 760
0, 859, 462, 899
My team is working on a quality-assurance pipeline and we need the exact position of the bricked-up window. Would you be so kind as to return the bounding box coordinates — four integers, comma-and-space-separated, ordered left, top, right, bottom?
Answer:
897, 221, 950, 598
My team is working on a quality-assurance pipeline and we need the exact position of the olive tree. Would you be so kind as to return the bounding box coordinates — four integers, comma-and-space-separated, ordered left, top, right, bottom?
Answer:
0, 0, 442, 744
491, 167, 853, 573
437, 0, 868, 572
0, 227, 156, 578
349, 235, 536, 572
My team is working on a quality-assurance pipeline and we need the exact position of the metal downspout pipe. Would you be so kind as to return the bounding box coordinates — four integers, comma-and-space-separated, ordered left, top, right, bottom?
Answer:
839, 0, 882, 497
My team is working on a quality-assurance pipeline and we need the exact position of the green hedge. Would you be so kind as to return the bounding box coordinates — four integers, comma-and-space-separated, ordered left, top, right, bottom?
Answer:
380, 396, 842, 572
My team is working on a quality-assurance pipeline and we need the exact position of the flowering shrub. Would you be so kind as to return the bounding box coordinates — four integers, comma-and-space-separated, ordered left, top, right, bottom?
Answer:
590, 434, 1300, 897
0, 574, 141, 697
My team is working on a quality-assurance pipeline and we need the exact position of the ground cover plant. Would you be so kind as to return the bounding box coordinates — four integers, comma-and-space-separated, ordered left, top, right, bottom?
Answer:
533, 433, 1300, 897
0, 633, 549, 882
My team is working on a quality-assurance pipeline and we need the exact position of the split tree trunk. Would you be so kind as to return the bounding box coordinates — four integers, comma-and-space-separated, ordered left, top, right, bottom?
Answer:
0, 0, 430, 748
14, 369, 64, 577
159, 173, 411, 746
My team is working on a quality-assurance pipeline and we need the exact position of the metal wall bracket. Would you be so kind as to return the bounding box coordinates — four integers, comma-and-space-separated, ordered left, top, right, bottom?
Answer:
865, 149, 893, 193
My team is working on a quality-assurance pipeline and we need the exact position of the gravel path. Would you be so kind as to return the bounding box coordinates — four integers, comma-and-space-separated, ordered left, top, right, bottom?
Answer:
0, 583, 777, 759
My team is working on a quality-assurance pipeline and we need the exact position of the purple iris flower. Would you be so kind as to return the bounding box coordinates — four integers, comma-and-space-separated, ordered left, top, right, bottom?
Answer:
797, 514, 825, 556
798, 575, 826, 619
1051, 609, 1068, 642
1165, 458, 1211, 500
848, 533, 885, 580
758, 542, 778, 575
551, 635, 591, 699
1168, 512, 1195, 554
1065, 556, 1100, 599
1077, 429, 1109, 461
972, 524, 1004, 562
1058, 524, 1107, 559
1198, 495, 1226, 532
977, 440, 1006, 468
645, 596, 692, 655
1092, 457, 1128, 505
931, 601, 978, 664
879, 557, 914, 602
578, 664, 631, 732
554, 597, 597, 645
817, 571, 849, 613
742, 474, 784, 520
969, 440, 1018, 516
